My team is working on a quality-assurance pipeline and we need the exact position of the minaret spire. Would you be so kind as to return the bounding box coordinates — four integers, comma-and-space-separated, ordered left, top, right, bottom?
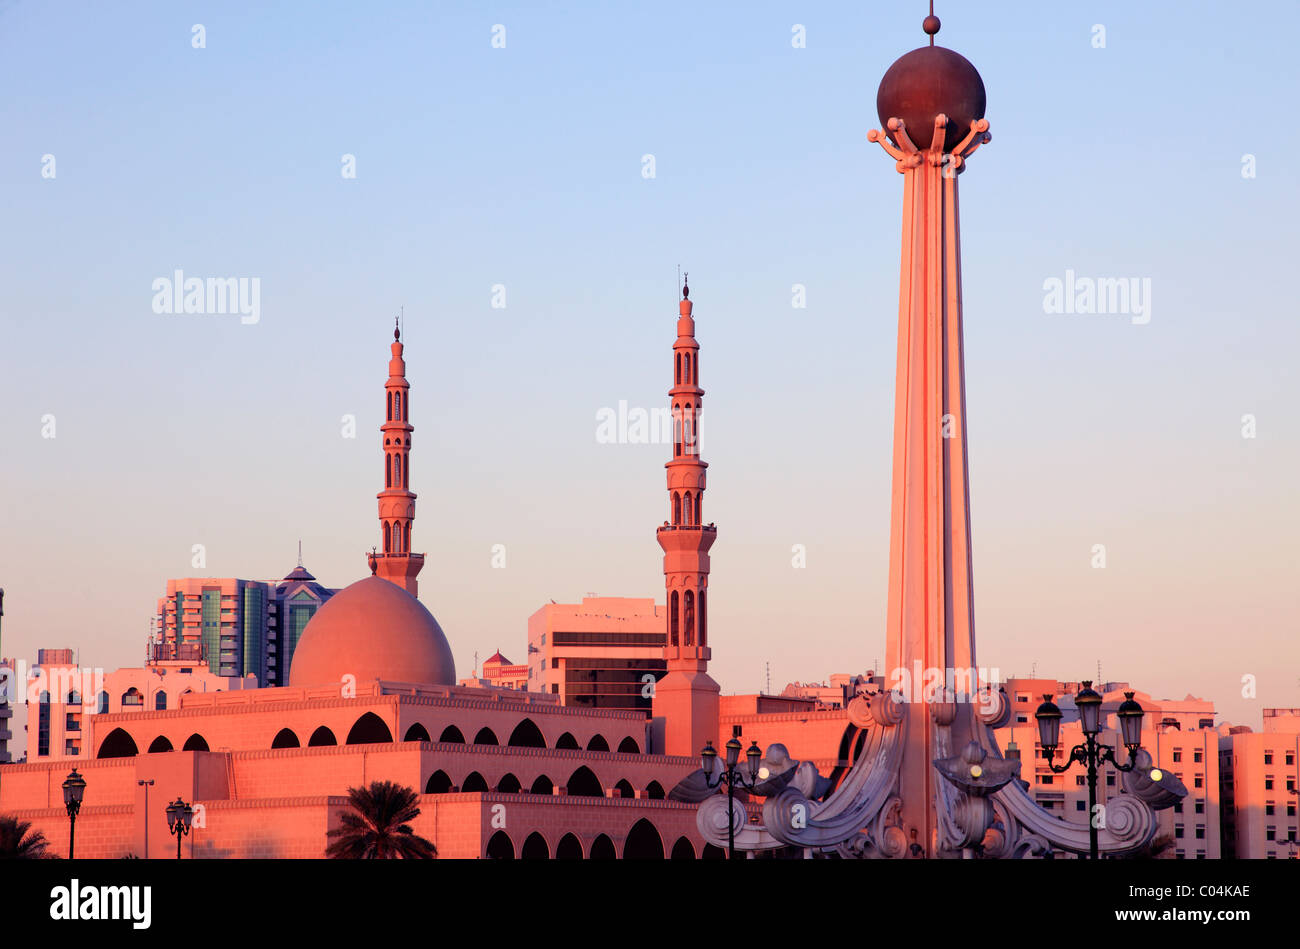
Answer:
651, 274, 720, 757
368, 317, 425, 596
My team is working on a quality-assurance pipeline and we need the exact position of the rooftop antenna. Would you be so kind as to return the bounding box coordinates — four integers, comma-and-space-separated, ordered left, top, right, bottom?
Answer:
766, 661, 771, 695
677, 264, 681, 299
297, 539, 303, 569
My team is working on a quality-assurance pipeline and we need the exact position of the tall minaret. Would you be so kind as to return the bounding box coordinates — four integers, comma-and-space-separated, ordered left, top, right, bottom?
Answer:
652, 276, 720, 757
368, 318, 425, 597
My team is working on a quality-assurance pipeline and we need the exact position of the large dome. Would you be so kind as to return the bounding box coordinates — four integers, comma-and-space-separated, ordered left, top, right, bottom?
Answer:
288, 576, 456, 688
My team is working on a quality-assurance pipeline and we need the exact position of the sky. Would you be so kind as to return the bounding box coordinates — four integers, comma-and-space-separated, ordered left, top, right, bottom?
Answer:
1, 1, 1297, 733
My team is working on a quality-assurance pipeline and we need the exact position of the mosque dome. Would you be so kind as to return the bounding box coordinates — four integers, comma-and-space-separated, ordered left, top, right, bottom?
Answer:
288, 576, 456, 688
876, 43, 985, 153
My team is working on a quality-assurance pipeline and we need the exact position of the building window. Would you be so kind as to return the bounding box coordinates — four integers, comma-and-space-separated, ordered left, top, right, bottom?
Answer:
1287, 752, 1295, 766
1076, 776, 1086, 786
1194, 776, 1203, 788
1193, 749, 1202, 763
1265, 777, 1274, 790
1173, 750, 1182, 762
1106, 773, 1115, 787
1016, 715, 1028, 724
1194, 801, 1204, 814
1266, 804, 1276, 816
1076, 800, 1086, 812
1195, 827, 1204, 839
1264, 752, 1273, 765
1041, 775, 1053, 785
1016, 693, 1030, 703
1175, 825, 1184, 838
1266, 828, 1276, 841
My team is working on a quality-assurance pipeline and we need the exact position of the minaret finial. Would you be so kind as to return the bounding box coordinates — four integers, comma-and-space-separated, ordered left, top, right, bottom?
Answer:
395, 307, 401, 340
682, 272, 689, 299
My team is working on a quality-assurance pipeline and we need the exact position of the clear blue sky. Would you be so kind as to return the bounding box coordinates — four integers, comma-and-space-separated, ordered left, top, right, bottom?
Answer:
1, 1, 1297, 729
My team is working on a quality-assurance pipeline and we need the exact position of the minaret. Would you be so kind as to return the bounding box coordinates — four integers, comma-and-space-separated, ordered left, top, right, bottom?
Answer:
367, 318, 425, 597
651, 276, 720, 757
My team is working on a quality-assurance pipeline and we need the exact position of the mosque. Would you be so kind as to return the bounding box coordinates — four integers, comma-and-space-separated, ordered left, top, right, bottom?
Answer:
0, 284, 824, 859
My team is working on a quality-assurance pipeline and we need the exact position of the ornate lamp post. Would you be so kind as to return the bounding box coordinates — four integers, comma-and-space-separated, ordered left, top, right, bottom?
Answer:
62, 768, 86, 859
700, 738, 762, 859
1035, 683, 1145, 860
165, 797, 194, 859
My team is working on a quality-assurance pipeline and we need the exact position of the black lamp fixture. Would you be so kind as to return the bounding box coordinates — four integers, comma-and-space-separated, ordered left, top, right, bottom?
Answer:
165, 797, 194, 859
1035, 682, 1145, 860
699, 738, 763, 860
62, 768, 86, 860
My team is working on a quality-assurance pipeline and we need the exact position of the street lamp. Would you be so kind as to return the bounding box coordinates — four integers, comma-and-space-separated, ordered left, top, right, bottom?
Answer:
1035, 683, 1145, 860
62, 769, 86, 860
137, 779, 154, 858
700, 737, 763, 859
165, 797, 193, 859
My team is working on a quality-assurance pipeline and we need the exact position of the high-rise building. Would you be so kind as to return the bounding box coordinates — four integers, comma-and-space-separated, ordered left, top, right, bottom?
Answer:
152, 559, 335, 686
1219, 708, 1300, 858
527, 597, 667, 708
0, 589, 11, 763
651, 277, 720, 756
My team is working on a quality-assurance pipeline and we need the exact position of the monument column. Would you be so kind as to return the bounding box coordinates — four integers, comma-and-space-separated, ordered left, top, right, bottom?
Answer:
870, 13, 991, 853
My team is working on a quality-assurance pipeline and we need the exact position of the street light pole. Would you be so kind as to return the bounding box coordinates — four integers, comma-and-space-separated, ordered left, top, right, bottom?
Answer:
700, 738, 763, 859
137, 779, 154, 858
62, 769, 86, 860
1035, 683, 1146, 860
166, 797, 193, 859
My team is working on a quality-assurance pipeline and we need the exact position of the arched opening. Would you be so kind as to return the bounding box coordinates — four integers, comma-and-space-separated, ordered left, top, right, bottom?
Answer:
98, 728, 138, 758
836, 724, 859, 762
555, 732, 579, 750
473, 727, 499, 746
529, 774, 554, 795
672, 492, 681, 524
403, 523, 410, 550
272, 728, 300, 749
147, 736, 173, 754
590, 834, 616, 860
586, 734, 609, 752
394, 456, 402, 491
394, 392, 402, 420
614, 779, 635, 799
521, 832, 549, 860
673, 405, 682, 457
645, 781, 665, 800
485, 831, 514, 860
154, 692, 167, 711
670, 591, 679, 646
461, 771, 489, 793
387, 391, 392, 420
683, 491, 693, 526
386, 454, 392, 489
438, 725, 465, 744
671, 837, 696, 860
383, 520, 391, 551
308, 726, 337, 747
346, 712, 393, 745
556, 833, 582, 860
565, 765, 603, 797
497, 773, 522, 794
182, 733, 209, 752
702, 844, 726, 860
425, 770, 452, 794
617, 736, 640, 754
699, 589, 707, 646
684, 590, 695, 646
623, 819, 665, 859
684, 352, 691, 383
121, 687, 143, 708
508, 718, 545, 748
403, 723, 431, 742
97, 691, 109, 714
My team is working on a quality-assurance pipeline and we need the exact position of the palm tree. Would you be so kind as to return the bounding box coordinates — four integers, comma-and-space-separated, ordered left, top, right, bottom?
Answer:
326, 781, 436, 859
0, 815, 52, 859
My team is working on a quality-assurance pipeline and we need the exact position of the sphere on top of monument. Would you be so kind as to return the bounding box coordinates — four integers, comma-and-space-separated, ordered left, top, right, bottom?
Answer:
876, 15, 985, 153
